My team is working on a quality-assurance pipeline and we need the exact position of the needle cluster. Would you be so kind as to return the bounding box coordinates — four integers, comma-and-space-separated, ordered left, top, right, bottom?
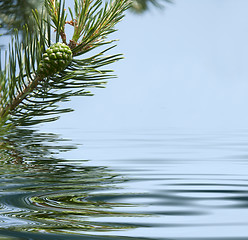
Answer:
0, 0, 129, 127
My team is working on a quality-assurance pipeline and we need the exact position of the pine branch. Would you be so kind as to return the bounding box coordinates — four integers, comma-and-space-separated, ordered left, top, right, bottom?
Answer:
0, 0, 130, 127
130, 0, 172, 13
0, 74, 43, 119
0, 0, 43, 33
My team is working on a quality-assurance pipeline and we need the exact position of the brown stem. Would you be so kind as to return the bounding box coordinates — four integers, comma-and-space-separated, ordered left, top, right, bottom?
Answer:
68, 39, 77, 50
60, 31, 67, 44
0, 74, 44, 118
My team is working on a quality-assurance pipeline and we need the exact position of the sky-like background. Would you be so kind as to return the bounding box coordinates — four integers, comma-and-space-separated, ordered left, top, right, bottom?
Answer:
40, 0, 248, 130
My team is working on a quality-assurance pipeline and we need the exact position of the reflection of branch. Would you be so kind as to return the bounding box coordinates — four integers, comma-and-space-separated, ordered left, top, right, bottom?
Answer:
0, 139, 23, 164
0, 128, 145, 234
0, 128, 77, 165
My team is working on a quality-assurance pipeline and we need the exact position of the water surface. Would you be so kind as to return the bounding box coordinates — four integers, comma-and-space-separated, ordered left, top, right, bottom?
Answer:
1, 128, 248, 239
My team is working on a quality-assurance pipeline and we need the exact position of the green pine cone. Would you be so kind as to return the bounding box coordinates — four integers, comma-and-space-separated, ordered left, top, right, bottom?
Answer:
38, 42, 72, 77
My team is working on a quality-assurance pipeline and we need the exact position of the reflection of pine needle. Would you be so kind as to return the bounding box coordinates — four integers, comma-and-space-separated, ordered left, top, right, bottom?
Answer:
0, 139, 23, 164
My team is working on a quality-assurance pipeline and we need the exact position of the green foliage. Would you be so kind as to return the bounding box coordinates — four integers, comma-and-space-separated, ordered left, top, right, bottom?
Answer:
0, 0, 43, 33
130, 0, 172, 13
0, 0, 130, 127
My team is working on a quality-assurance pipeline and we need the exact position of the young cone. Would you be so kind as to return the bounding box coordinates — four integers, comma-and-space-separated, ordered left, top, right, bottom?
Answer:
38, 42, 72, 77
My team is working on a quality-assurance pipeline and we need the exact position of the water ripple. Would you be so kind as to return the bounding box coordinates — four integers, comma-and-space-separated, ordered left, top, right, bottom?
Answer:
1, 129, 248, 239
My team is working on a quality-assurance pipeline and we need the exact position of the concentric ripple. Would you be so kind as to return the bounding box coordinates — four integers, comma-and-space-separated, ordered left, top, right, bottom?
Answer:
0, 160, 144, 235
1, 128, 248, 240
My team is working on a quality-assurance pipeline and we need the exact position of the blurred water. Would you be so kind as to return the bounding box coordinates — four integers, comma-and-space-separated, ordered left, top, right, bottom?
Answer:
1, 128, 248, 239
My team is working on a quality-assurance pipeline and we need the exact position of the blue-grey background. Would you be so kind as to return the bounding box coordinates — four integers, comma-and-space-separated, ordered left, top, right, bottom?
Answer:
41, 0, 248, 131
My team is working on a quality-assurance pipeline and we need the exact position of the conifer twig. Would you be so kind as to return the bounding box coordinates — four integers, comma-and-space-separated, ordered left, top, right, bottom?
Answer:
0, 0, 130, 127
0, 74, 44, 118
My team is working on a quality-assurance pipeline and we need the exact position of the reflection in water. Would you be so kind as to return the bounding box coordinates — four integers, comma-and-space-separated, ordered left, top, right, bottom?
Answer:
0, 128, 143, 239
1, 128, 248, 239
